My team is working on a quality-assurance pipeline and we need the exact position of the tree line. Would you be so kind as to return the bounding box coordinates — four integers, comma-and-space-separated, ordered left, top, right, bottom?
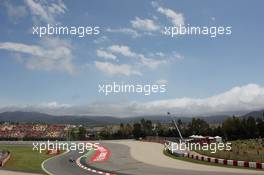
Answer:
97, 116, 264, 141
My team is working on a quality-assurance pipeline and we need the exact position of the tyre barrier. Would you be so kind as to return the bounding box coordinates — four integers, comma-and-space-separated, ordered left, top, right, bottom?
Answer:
185, 153, 264, 170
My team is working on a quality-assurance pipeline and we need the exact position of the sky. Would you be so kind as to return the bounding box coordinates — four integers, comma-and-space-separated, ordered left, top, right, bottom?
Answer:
0, 0, 264, 117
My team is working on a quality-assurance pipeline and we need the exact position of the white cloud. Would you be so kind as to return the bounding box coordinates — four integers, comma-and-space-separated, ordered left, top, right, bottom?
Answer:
3, 84, 264, 117
95, 61, 141, 76
106, 28, 140, 38
153, 2, 185, 26
95, 45, 167, 76
3, 1, 28, 22
150, 51, 184, 61
173, 52, 184, 60
39, 101, 71, 108
96, 49, 116, 60
138, 54, 166, 69
108, 45, 167, 68
156, 79, 168, 85
131, 17, 160, 31
155, 52, 165, 57
95, 44, 183, 76
108, 45, 136, 58
0, 42, 41, 55
1, 0, 74, 74
138, 84, 264, 115
93, 36, 109, 44
0, 37, 76, 74
107, 18, 160, 38
25, 0, 66, 23
48, 0, 67, 14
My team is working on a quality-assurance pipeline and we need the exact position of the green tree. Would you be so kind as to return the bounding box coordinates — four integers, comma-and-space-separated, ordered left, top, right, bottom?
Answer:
212, 126, 223, 137
222, 116, 242, 140
187, 118, 210, 135
155, 122, 165, 136
247, 117, 257, 137
99, 126, 113, 139
125, 123, 133, 137
139, 119, 153, 136
69, 128, 78, 141
78, 127, 86, 140
256, 118, 264, 137
133, 123, 143, 139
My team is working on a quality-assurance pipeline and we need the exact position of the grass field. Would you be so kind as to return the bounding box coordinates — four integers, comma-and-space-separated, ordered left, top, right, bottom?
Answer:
197, 139, 264, 162
0, 144, 53, 174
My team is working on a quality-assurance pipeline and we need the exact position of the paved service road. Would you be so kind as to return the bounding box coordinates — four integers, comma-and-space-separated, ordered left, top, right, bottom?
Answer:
43, 140, 264, 175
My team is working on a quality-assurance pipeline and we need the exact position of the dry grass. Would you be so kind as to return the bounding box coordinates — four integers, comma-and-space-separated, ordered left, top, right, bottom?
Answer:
197, 139, 264, 162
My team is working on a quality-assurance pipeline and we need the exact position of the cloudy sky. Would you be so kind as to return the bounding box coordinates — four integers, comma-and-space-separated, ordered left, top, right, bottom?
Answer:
0, 0, 264, 117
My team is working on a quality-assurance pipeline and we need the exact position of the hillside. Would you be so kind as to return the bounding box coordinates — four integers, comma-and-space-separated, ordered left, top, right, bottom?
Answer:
0, 111, 239, 125
0, 111, 119, 125
243, 109, 264, 119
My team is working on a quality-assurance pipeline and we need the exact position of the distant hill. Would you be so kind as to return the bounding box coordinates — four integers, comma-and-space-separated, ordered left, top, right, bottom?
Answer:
0, 111, 120, 126
196, 115, 231, 124
0, 111, 234, 125
0, 111, 54, 123
243, 109, 264, 119
121, 115, 230, 124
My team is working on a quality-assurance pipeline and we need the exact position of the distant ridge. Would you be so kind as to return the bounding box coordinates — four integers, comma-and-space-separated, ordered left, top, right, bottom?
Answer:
243, 109, 264, 119
0, 111, 119, 126
0, 110, 263, 125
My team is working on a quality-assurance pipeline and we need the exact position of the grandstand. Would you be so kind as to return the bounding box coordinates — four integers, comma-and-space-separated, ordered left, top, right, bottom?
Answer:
0, 123, 69, 140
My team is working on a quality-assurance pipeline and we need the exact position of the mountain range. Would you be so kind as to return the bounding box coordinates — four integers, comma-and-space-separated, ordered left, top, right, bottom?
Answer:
0, 110, 263, 126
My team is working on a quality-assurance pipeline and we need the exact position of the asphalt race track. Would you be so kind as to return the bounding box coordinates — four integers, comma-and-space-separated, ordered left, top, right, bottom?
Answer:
43, 140, 264, 175
42, 150, 94, 175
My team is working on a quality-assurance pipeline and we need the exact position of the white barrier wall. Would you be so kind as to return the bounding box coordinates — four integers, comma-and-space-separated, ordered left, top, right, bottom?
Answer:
210, 158, 215, 163
249, 162, 256, 168
227, 160, 233, 165
218, 159, 224, 164
179, 152, 264, 170
163, 140, 263, 170
237, 161, 244, 167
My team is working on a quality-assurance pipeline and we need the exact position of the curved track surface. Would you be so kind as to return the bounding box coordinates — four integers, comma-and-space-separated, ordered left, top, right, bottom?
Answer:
42, 149, 96, 175
43, 140, 264, 175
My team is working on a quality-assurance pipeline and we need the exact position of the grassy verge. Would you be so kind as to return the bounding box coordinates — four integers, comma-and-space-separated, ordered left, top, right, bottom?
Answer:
163, 149, 263, 171
196, 139, 264, 162
0, 144, 53, 174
